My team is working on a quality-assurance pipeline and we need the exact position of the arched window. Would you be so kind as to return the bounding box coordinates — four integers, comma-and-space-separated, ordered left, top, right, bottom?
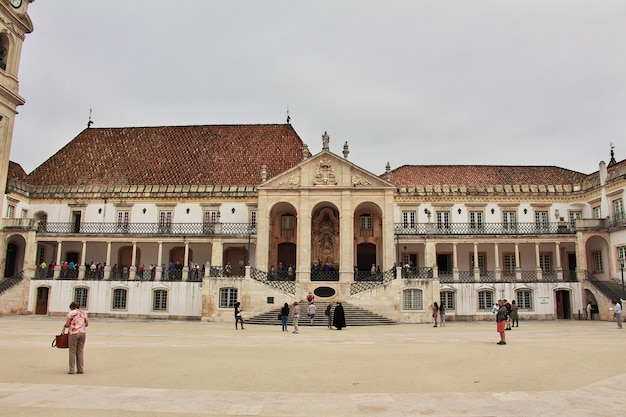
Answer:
0, 33, 8, 71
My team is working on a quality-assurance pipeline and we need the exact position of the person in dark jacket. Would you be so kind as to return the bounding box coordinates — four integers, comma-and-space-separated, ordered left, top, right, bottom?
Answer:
280, 302, 290, 331
234, 302, 244, 330
332, 301, 346, 330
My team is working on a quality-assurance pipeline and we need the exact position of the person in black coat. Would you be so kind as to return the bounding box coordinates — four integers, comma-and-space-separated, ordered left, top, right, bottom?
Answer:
332, 301, 346, 330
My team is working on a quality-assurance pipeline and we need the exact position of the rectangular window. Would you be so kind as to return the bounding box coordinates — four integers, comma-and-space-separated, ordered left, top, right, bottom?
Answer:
20, 209, 28, 219
436, 211, 450, 230
516, 290, 532, 309
74, 288, 88, 309
37, 246, 45, 266
478, 290, 493, 311
281, 214, 295, 229
402, 210, 416, 228
569, 211, 582, 227
219, 288, 238, 308
592, 250, 603, 273
153, 290, 168, 310
360, 214, 373, 229
539, 253, 552, 272
503, 211, 517, 229
203, 210, 218, 224
6, 204, 14, 218
159, 211, 172, 233
613, 199, 624, 220
469, 211, 483, 230
402, 289, 423, 310
535, 211, 549, 231
117, 210, 130, 232
250, 210, 257, 227
440, 291, 455, 310
470, 253, 486, 274
593, 206, 602, 219
112, 288, 127, 310
618, 247, 626, 267
503, 253, 516, 274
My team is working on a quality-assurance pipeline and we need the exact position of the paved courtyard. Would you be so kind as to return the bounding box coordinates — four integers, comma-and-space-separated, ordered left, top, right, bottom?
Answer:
0, 315, 624, 416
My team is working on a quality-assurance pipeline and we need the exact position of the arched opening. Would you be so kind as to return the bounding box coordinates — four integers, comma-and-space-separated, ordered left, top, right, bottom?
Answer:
4, 242, 17, 277
356, 242, 377, 273
268, 202, 298, 272
224, 247, 247, 276
311, 205, 340, 270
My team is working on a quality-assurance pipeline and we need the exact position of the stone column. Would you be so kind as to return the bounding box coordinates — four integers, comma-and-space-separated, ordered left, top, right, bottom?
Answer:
535, 242, 542, 280
452, 243, 459, 281
54, 241, 62, 279
78, 241, 87, 280
156, 241, 163, 281
129, 241, 137, 280
494, 243, 501, 280
515, 243, 521, 281
183, 240, 190, 281
555, 242, 563, 280
104, 241, 111, 280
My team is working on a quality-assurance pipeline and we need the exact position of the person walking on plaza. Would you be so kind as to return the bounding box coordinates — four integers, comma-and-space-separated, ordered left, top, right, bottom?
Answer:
308, 302, 316, 326
64, 301, 88, 374
510, 300, 519, 327
496, 299, 507, 345
333, 301, 346, 330
280, 302, 290, 332
234, 302, 244, 330
586, 301, 593, 320
325, 302, 333, 329
611, 300, 622, 329
291, 301, 300, 334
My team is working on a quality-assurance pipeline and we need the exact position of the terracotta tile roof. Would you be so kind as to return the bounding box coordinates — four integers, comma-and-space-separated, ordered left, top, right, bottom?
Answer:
388, 165, 588, 187
7, 161, 27, 181
26, 124, 307, 187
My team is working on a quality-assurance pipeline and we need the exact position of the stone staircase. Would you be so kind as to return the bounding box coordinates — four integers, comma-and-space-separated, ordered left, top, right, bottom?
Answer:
245, 301, 396, 326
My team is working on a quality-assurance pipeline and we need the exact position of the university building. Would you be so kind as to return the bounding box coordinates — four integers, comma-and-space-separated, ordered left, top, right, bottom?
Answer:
0, 1, 625, 324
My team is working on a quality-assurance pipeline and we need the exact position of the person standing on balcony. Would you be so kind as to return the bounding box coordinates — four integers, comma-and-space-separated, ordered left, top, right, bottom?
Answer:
291, 301, 300, 334
225, 262, 232, 277
234, 302, 244, 330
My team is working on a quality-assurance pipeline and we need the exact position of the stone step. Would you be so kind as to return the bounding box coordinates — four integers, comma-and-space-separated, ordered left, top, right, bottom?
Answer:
245, 301, 396, 326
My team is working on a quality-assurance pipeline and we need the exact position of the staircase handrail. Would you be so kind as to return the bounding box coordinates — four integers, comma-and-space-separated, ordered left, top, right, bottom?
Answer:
350, 267, 397, 295
585, 270, 622, 301
0, 270, 25, 295
250, 267, 296, 295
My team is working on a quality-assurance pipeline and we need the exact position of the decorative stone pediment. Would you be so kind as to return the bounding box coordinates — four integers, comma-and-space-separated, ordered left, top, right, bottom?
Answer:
260, 151, 394, 190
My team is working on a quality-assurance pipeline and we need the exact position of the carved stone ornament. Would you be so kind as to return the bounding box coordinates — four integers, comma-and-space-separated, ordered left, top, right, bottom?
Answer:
351, 175, 371, 186
313, 159, 337, 185
279, 175, 300, 186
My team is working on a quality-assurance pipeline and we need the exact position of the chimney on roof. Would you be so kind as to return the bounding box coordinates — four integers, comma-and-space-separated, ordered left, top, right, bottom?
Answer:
343, 141, 349, 159
385, 162, 391, 181
261, 165, 267, 182
302, 144, 309, 160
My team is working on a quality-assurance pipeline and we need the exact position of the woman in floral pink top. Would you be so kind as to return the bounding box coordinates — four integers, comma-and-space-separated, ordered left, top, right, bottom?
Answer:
64, 302, 88, 374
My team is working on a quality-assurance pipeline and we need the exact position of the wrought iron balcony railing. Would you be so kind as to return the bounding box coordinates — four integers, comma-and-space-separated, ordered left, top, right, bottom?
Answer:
394, 221, 576, 236
35, 222, 257, 237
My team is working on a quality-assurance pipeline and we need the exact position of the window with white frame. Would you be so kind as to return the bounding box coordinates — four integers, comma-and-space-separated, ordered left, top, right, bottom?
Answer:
159, 210, 172, 233
516, 290, 532, 309
440, 291, 455, 310
436, 211, 450, 230
6, 204, 14, 218
478, 290, 494, 311
617, 246, 626, 267
219, 288, 238, 308
470, 253, 486, 274
74, 287, 88, 309
535, 210, 549, 231
117, 210, 130, 231
402, 289, 423, 310
593, 206, 602, 219
469, 211, 483, 229
613, 198, 624, 220
539, 253, 552, 272
204, 210, 218, 224
592, 250, 603, 273
112, 288, 127, 310
360, 214, 373, 229
503, 211, 517, 229
569, 211, 582, 227
153, 289, 168, 310
402, 210, 416, 228
503, 253, 516, 274
20, 209, 28, 218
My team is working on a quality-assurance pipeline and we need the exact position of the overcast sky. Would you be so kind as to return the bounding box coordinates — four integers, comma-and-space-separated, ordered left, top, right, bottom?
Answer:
10, 0, 626, 176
